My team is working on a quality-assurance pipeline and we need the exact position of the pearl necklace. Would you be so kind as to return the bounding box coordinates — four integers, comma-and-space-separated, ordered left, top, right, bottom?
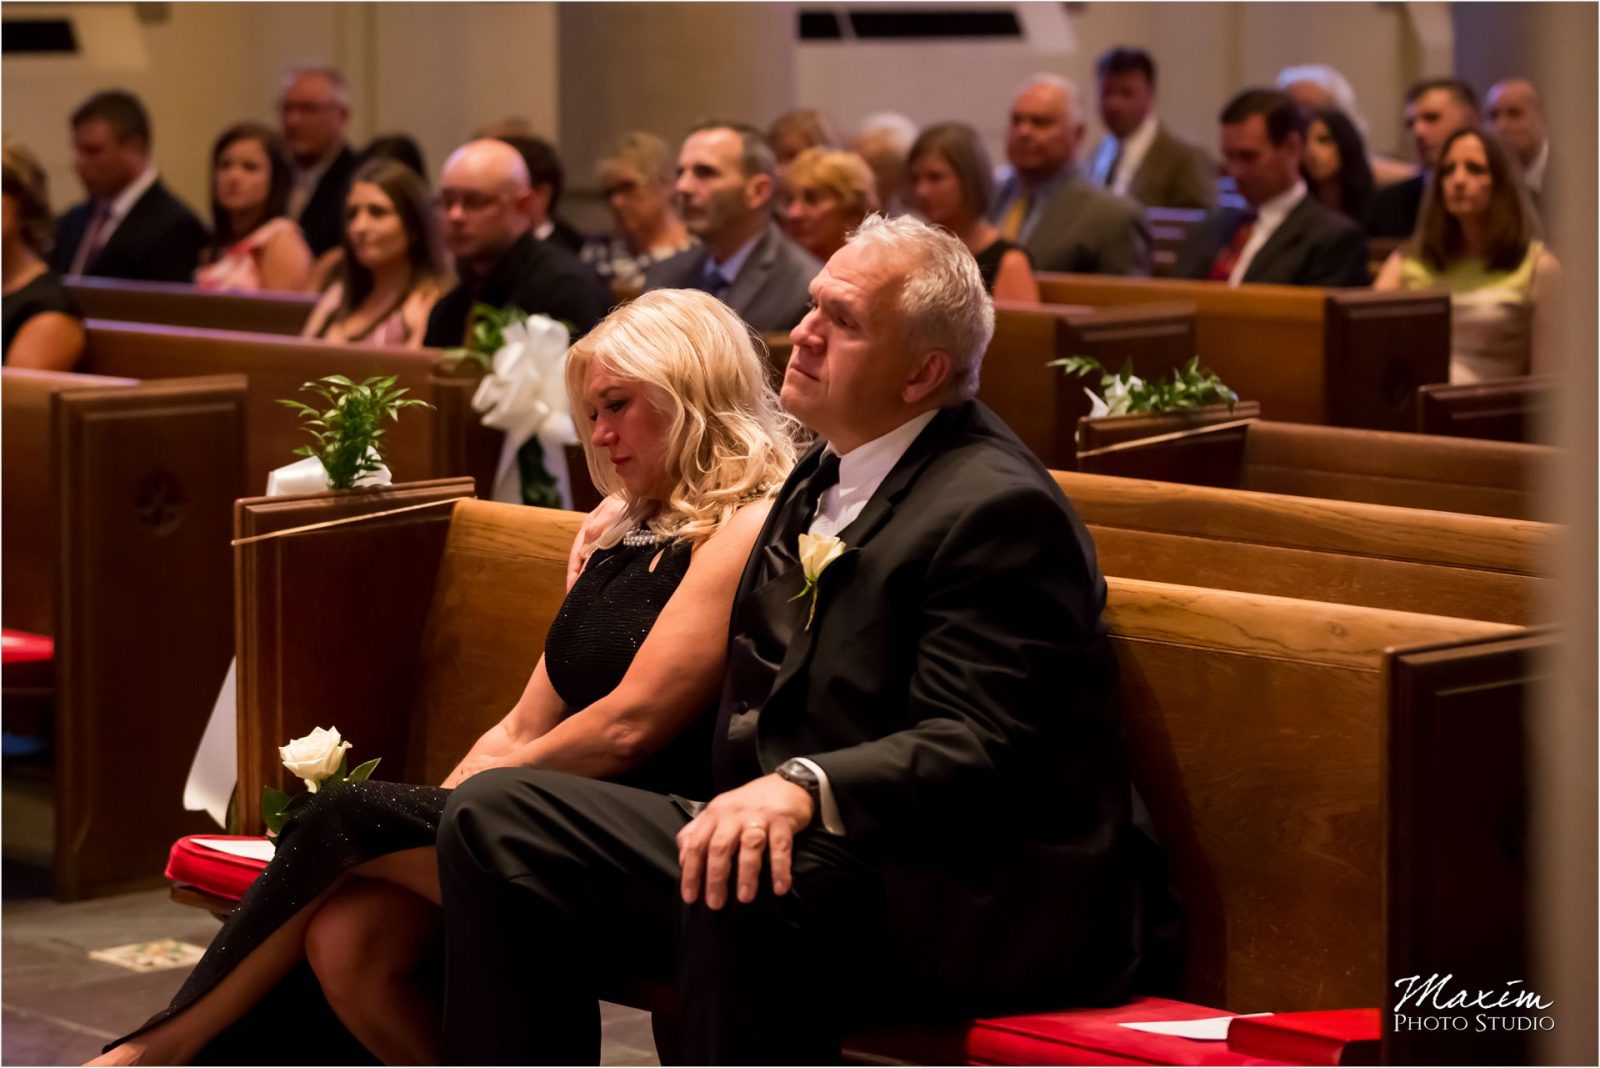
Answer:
621, 526, 664, 548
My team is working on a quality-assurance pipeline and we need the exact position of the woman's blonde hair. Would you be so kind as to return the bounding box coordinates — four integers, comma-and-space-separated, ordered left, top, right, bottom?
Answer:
565, 289, 800, 548
786, 147, 879, 219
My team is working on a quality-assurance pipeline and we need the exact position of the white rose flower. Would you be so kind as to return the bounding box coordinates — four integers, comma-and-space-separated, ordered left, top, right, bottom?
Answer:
797, 533, 848, 583
278, 726, 352, 793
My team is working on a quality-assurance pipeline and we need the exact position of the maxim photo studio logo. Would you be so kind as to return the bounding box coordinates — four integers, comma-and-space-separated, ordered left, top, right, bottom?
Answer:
1392, 974, 1555, 1033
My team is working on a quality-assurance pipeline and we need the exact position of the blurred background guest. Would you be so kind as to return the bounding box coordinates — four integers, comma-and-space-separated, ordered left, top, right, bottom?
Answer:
1374, 127, 1560, 383
309, 133, 430, 290
779, 147, 876, 262
494, 134, 585, 253
301, 158, 449, 346
1486, 78, 1550, 213
3, 139, 84, 370
195, 122, 313, 292
1366, 77, 1480, 238
1088, 46, 1215, 210
1301, 107, 1374, 225
279, 66, 356, 258
50, 89, 206, 283
851, 111, 918, 216
580, 131, 693, 299
909, 122, 1038, 302
1276, 63, 1416, 187
767, 107, 838, 182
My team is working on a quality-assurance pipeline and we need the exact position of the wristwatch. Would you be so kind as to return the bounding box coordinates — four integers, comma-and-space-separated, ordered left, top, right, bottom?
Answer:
775, 758, 822, 826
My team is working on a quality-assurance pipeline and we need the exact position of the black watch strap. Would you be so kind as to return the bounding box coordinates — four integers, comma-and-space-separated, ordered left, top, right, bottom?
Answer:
775, 758, 822, 826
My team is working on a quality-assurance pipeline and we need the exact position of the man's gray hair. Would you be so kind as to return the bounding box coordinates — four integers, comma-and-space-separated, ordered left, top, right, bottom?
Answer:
688, 120, 777, 181
1013, 72, 1079, 118
847, 214, 994, 401
855, 111, 919, 154
282, 65, 350, 107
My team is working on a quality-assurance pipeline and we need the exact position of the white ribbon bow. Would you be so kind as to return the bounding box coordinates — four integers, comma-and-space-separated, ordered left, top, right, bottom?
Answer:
470, 313, 578, 506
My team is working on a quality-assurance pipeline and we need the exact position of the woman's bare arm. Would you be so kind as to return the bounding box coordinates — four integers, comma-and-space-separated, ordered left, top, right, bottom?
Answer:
8, 312, 85, 371
259, 226, 314, 292
992, 249, 1040, 304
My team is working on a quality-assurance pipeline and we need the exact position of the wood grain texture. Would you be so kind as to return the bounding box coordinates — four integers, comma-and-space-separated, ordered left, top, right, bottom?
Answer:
1321, 290, 1451, 430
66, 277, 316, 335
51, 375, 249, 898
80, 320, 449, 494
1418, 377, 1554, 444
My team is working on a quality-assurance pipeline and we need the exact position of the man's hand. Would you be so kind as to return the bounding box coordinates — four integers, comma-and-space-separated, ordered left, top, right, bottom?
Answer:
677, 773, 814, 909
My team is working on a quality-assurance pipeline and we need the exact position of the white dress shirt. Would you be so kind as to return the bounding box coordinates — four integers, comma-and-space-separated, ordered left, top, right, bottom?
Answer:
70, 165, 158, 274
1229, 179, 1307, 287
790, 409, 939, 834
1092, 114, 1160, 197
1523, 140, 1549, 195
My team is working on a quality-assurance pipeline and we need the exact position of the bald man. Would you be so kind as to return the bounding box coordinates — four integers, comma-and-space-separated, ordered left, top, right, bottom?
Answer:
1487, 79, 1550, 201
991, 74, 1150, 275
424, 139, 608, 347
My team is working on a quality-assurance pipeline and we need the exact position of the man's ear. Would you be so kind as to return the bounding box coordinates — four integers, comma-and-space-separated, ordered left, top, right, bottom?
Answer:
902, 350, 953, 406
508, 186, 538, 221
746, 172, 774, 211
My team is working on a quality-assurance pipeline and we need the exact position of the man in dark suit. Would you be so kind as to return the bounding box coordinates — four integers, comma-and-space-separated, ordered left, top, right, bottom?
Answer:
279, 66, 358, 257
1088, 47, 1216, 211
493, 134, 586, 254
1173, 88, 1368, 287
437, 215, 1161, 1062
991, 74, 1151, 275
645, 121, 820, 333
423, 139, 609, 347
1367, 78, 1480, 238
50, 90, 207, 283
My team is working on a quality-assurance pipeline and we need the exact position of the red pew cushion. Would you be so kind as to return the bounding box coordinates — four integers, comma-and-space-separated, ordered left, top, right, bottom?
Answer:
1, 629, 54, 664
166, 835, 270, 902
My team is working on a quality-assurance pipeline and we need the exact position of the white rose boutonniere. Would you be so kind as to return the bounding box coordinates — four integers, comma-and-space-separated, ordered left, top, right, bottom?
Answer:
261, 726, 381, 842
789, 533, 851, 630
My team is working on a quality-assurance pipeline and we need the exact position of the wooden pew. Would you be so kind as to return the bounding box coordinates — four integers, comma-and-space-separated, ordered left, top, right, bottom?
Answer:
1056, 470, 1550, 625
78, 320, 486, 497
226, 498, 1528, 1027
1418, 376, 1554, 444
2, 368, 248, 899
1035, 273, 1450, 431
1144, 207, 1206, 278
1077, 409, 1550, 521
66, 277, 318, 335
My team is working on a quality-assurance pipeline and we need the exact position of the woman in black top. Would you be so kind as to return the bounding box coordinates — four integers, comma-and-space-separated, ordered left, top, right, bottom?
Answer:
3, 140, 83, 369
909, 122, 1039, 302
92, 290, 799, 1068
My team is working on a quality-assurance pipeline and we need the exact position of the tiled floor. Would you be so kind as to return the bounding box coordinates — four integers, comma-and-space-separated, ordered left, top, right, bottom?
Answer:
2, 796, 660, 1065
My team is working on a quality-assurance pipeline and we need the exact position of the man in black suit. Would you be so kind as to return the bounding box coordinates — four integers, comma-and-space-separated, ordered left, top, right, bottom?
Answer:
279, 66, 358, 257
50, 90, 207, 282
423, 139, 609, 347
1173, 89, 1368, 287
645, 121, 820, 333
1366, 78, 1480, 238
437, 214, 1161, 1062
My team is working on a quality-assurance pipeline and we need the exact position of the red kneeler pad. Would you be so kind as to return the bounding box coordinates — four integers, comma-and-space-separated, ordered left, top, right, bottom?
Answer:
169, 836, 1299, 1066
1, 628, 54, 691
167, 835, 269, 903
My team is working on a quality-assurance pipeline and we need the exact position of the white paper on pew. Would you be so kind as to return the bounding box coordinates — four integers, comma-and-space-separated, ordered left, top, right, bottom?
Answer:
182, 660, 236, 827
182, 458, 391, 827
1118, 1013, 1271, 1041
189, 837, 276, 863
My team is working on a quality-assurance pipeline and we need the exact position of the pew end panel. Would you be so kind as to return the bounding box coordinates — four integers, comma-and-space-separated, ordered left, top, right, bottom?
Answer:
1322, 290, 1451, 431
1418, 376, 1554, 444
65, 277, 318, 335
1059, 470, 1551, 625
984, 301, 1198, 470
50, 374, 250, 899
1075, 403, 1259, 488
233, 478, 477, 833
1104, 578, 1521, 1013
1385, 627, 1553, 1067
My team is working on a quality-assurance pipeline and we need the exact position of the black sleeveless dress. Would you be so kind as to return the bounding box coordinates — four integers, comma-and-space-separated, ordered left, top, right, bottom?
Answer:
109, 534, 708, 1059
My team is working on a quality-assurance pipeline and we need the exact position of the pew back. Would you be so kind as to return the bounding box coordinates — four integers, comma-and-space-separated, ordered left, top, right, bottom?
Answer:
1034, 274, 1450, 431
79, 320, 478, 495
66, 277, 318, 335
1418, 376, 1554, 443
232, 498, 1527, 1015
1057, 470, 1550, 624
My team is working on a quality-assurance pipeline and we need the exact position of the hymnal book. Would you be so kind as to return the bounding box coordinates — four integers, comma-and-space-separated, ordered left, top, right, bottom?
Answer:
1226, 1009, 1381, 1065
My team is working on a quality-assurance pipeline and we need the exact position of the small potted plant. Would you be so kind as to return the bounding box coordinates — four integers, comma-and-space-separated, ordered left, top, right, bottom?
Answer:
277, 374, 433, 492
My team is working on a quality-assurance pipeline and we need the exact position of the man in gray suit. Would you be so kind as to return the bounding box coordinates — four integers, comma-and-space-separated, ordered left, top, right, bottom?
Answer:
1088, 47, 1216, 211
645, 121, 820, 333
990, 74, 1151, 276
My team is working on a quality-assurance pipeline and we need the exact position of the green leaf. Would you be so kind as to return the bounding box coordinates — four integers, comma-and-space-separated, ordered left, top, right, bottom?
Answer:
347, 757, 381, 783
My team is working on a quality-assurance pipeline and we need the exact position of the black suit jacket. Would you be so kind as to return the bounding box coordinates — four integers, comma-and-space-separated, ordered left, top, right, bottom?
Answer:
50, 180, 208, 283
423, 231, 610, 347
715, 402, 1160, 1014
297, 146, 358, 258
543, 217, 586, 255
1173, 197, 1369, 287
1365, 173, 1425, 239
